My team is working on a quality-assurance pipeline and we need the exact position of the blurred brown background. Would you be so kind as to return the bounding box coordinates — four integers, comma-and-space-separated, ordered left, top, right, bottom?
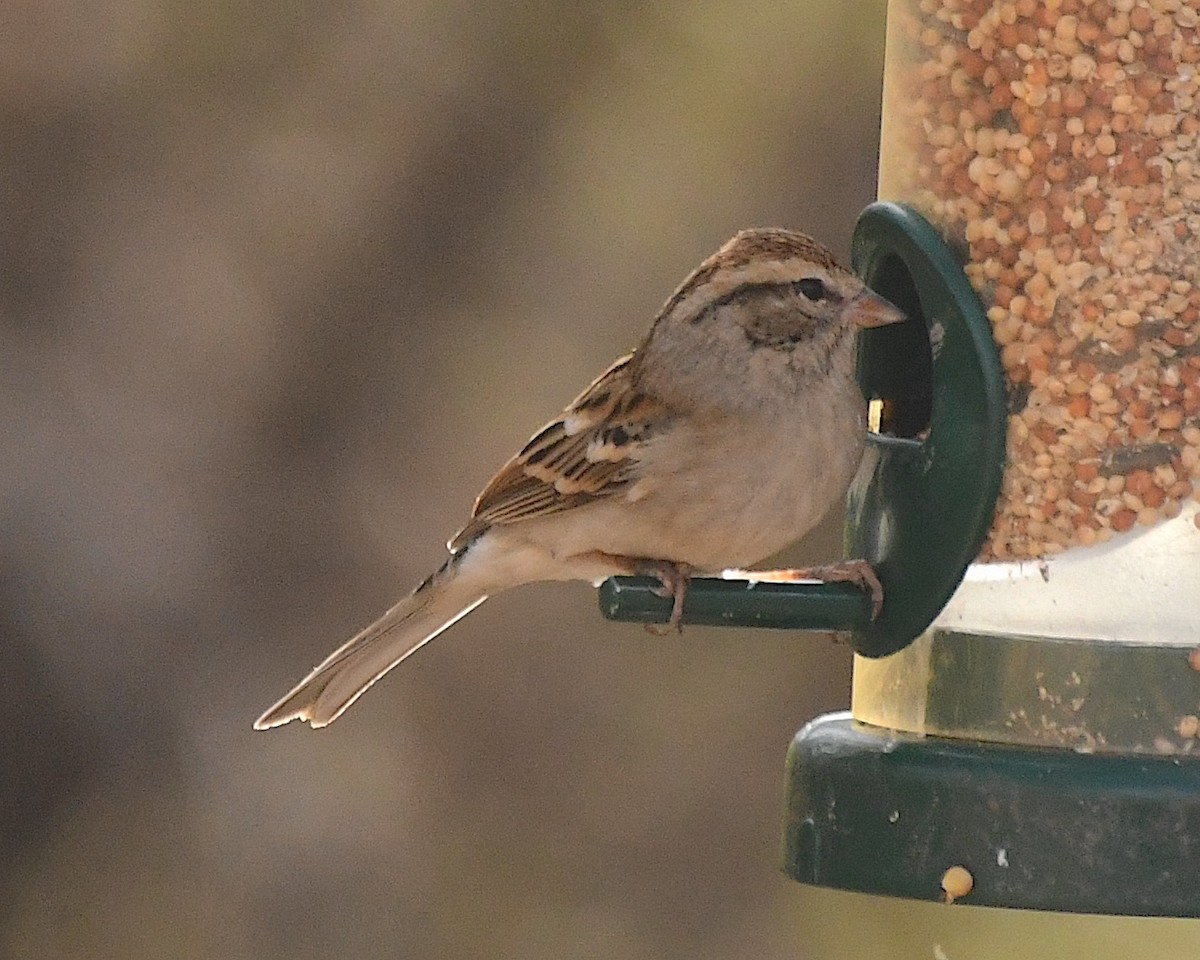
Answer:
2, 2, 887, 957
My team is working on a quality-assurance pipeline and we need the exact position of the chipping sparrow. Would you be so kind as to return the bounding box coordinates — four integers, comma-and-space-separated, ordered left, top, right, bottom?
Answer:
256, 228, 905, 730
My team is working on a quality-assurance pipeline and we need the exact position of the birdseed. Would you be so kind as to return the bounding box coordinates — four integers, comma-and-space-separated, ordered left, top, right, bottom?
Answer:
879, 0, 1200, 559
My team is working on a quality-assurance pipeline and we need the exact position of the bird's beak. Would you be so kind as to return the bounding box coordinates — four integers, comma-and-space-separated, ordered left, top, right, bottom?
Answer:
846, 289, 906, 329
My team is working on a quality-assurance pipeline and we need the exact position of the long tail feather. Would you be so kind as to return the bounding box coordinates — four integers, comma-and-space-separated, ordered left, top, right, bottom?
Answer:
254, 553, 489, 730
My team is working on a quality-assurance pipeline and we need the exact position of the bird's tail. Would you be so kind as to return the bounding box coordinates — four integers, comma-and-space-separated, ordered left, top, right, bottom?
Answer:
254, 549, 490, 730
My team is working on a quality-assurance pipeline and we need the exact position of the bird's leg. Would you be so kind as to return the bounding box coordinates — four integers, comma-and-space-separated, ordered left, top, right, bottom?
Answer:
730, 559, 884, 619
633, 559, 693, 635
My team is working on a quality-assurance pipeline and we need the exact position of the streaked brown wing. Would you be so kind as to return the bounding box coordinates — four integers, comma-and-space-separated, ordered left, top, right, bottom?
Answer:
448, 354, 670, 551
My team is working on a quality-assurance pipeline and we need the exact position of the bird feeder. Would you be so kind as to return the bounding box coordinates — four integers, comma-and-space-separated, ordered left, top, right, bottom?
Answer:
605, 0, 1200, 950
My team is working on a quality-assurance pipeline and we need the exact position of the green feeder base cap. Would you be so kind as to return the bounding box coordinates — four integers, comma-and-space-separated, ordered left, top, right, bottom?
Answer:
784, 712, 1200, 917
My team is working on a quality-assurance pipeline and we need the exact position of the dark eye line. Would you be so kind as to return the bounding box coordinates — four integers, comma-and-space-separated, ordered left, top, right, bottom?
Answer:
684, 277, 843, 326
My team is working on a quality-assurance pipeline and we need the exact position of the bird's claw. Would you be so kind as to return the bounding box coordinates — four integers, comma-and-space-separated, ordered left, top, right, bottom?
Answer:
635, 560, 692, 634
740, 559, 884, 620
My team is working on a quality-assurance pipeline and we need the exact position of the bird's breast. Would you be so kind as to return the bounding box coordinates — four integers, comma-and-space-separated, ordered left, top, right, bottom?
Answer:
648, 394, 867, 569
529, 377, 868, 572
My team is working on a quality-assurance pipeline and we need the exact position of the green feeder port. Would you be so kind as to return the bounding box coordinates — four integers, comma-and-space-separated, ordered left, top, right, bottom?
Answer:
599, 202, 1007, 658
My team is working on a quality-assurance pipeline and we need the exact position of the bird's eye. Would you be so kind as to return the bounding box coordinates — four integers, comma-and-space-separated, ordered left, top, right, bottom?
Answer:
792, 278, 828, 301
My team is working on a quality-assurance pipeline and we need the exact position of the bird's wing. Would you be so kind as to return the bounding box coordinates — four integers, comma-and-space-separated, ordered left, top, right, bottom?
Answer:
449, 354, 671, 551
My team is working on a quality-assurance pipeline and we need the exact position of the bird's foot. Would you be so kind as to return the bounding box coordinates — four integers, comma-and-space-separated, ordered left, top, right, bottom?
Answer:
634, 559, 693, 635
737, 559, 884, 619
